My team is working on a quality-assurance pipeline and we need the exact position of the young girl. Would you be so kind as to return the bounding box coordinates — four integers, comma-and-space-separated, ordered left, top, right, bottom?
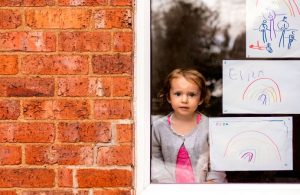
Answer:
151, 68, 226, 183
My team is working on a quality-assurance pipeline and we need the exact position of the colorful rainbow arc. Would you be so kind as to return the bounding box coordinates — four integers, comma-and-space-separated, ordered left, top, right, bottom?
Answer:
224, 130, 282, 161
242, 77, 282, 103
256, 0, 300, 17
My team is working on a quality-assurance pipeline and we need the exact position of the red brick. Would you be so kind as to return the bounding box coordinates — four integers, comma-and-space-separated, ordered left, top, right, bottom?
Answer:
0, 168, 55, 187
88, 77, 111, 97
22, 191, 89, 195
0, 0, 55, 7
25, 9, 91, 29
113, 32, 133, 52
0, 146, 21, 165
23, 0, 56, 6
22, 55, 89, 75
110, 0, 132, 6
59, 32, 111, 52
94, 9, 132, 29
58, 77, 111, 97
58, 0, 107, 6
97, 145, 132, 165
94, 99, 131, 120
57, 77, 89, 97
77, 169, 132, 187
0, 0, 22, 6
0, 100, 20, 120
23, 99, 90, 120
112, 76, 132, 97
94, 189, 131, 195
116, 124, 133, 143
57, 168, 73, 187
0, 10, 21, 29
0, 32, 56, 52
0, 55, 18, 75
0, 191, 17, 195
92, 54, 132, 74
0, 123, 55, 143
0, 78, 54, 97
25, 145, 93, 165
53, 100, 90, 120
22, 100, 53, 119
58, 122, 111, 143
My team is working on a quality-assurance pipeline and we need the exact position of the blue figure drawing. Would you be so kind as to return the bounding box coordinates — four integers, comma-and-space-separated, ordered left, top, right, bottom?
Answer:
258, 94, 268, 105
266, 43, 273, 53
288, 31, 296, 49
277, 16, 289, 48
263, 9, 277, 41
259, 20, 269, 43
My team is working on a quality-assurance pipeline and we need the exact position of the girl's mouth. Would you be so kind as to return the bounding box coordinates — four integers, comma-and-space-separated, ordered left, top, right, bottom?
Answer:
179, 106, 189, 109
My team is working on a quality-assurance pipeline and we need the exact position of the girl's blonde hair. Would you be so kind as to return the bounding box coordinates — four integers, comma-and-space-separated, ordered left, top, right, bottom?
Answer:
159, 68, 211, 110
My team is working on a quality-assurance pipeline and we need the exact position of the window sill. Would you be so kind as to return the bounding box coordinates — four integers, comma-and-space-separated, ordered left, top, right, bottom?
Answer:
141, 184, 300, 195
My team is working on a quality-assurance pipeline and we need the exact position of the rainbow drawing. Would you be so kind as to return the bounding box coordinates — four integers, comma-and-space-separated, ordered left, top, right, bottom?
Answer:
242, 78, 282, 105
209, 117, 293, 170
256, 0, 300, 17
224, 130, 282, 162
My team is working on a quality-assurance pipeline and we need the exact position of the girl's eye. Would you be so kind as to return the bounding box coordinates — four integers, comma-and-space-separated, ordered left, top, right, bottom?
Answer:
174, 92, 181, 96
188, 92, 196, 97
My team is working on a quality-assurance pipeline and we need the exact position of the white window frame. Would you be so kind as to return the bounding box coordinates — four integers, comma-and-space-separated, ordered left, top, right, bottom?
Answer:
134, 1, 300, 195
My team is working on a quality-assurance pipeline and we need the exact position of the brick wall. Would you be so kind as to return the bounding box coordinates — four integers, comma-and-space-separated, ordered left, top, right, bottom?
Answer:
0, 0, 134, 194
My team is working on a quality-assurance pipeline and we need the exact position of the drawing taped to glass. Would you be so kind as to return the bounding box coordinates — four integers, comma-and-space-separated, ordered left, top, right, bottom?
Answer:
246, 0, 300, 57
222, 60, 300, 114
209, 117, 293, 171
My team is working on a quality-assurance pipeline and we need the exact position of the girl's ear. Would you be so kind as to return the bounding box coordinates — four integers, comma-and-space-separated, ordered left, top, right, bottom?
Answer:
198, 99, 204, 106
167, 95, 171, 104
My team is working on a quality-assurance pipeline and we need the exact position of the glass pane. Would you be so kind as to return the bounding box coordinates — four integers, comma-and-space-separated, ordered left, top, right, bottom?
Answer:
151, 0, 300, 183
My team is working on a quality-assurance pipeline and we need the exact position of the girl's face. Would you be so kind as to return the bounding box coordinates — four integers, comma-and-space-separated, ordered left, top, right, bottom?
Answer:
167, 76, 202, 118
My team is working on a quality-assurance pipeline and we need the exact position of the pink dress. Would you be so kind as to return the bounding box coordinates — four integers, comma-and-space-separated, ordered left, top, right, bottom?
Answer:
169, 114, 202, 183
175, 144, 195, 183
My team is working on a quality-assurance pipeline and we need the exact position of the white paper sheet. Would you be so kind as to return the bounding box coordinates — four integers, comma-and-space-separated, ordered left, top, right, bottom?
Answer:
209, 117, 293, 171
223, 60, 300, 114
246, 0, 300, 58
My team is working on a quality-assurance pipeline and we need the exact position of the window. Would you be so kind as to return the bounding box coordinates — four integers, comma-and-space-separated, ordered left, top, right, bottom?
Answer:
135, 0, 300, 194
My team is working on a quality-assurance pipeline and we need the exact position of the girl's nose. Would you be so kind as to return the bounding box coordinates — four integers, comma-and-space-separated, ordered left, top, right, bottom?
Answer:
181, 94, 188, 103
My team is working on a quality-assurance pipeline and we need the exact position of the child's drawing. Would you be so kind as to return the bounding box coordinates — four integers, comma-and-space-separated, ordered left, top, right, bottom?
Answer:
242, 78, 282, 105
209, 117, 293, 171
247, 0, 300, 57
223, 60, 300, 114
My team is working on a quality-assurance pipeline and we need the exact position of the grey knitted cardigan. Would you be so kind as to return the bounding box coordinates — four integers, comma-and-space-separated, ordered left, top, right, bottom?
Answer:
151, 113, 227, 183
